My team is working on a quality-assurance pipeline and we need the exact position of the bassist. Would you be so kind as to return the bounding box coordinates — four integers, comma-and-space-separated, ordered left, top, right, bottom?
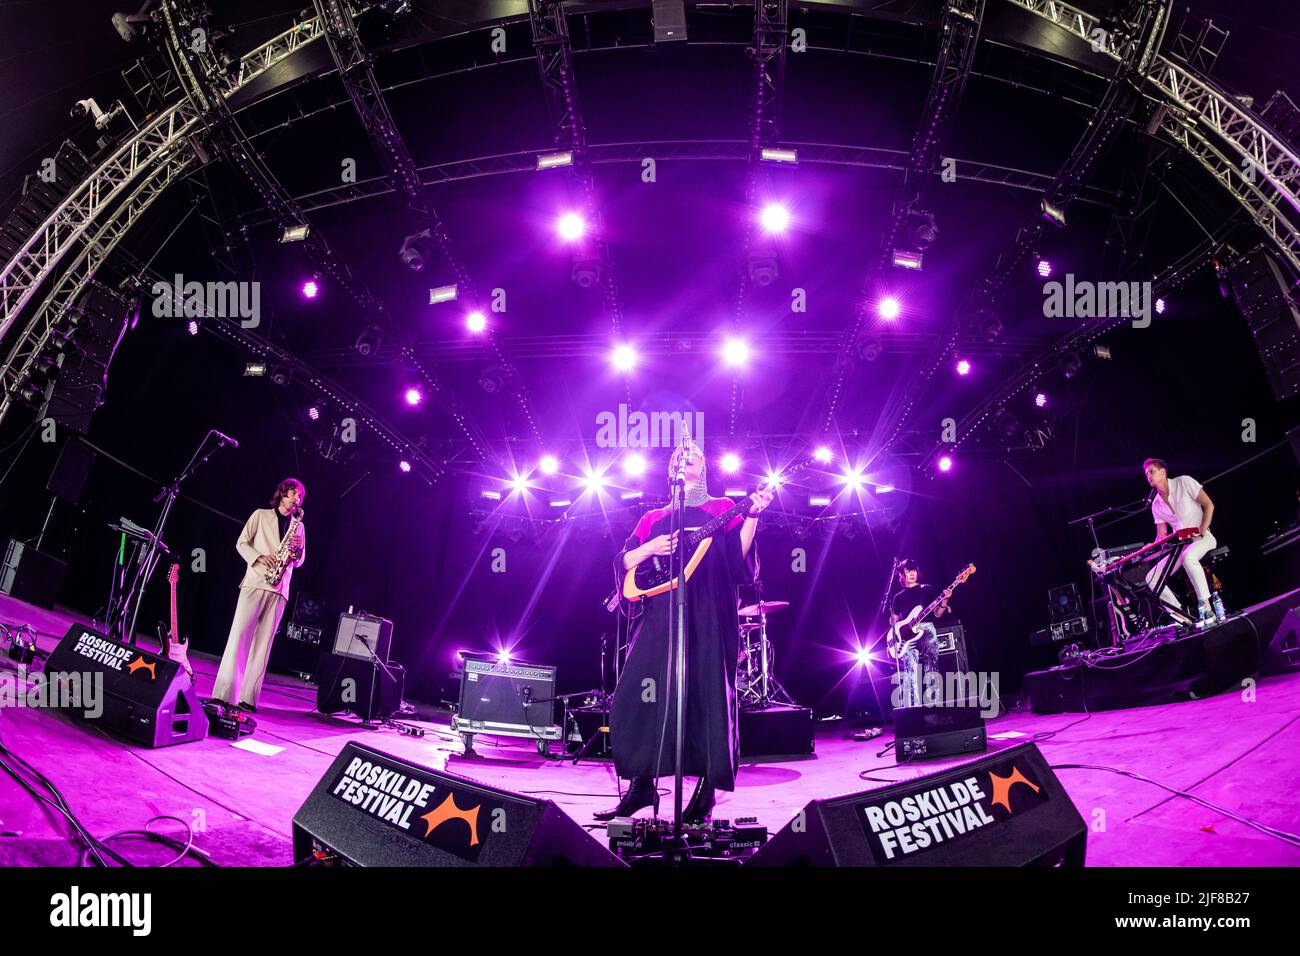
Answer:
888, 559, 953, 709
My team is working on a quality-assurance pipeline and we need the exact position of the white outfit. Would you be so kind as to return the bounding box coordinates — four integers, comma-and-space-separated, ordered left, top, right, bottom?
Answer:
1145, 475, 1215, 609
212, 508, 305, 707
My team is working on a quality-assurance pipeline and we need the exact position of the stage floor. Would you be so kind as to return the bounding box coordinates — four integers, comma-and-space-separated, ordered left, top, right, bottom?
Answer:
2, 594, 1298, 867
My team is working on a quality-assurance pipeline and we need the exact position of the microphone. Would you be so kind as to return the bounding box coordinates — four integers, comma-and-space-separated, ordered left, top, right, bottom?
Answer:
1146, 487, 1157, 505
213, 430, 239, 448
671, 436, 688, 486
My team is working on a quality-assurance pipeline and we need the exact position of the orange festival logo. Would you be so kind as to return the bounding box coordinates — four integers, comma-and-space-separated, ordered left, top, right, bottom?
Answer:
988, 766, 1040, 813
127, 656, 157, 680
419, 792, 482, 846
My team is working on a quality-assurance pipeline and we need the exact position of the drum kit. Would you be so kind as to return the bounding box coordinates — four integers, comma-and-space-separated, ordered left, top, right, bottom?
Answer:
736, 599, 797, 710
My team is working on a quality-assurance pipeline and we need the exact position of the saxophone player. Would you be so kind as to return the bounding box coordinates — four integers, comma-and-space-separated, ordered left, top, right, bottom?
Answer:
212, 478, 306, 712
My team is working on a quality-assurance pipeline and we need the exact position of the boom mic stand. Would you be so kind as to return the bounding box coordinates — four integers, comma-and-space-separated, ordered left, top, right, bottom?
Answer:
108, 429, 234, 644
667, 452, 689, 841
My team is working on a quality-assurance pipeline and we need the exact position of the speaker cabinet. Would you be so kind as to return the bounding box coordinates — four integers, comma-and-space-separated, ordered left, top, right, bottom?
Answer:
316, 651, 404, 722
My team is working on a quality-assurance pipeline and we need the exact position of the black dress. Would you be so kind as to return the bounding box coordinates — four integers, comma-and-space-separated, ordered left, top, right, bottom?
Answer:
610, 499, 758, 792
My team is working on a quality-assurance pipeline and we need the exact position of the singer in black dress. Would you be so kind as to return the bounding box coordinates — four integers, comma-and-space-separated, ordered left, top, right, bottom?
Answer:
596, 443, 773, 822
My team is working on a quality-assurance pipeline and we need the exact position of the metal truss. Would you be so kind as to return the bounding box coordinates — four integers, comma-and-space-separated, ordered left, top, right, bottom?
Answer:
0, 151, 195, 427
313, 0, 543, 451
750, 0, 789, 158
1009, 0, 1300, 277
1098, 136, 1174, 280
819, 0, 985, 434
0, 15, 323, 371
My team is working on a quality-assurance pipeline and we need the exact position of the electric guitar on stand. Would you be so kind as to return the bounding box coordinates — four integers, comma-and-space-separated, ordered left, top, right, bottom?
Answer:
888, 564, 977, 659
162, 563, 194, 680
623, 456, 814, 602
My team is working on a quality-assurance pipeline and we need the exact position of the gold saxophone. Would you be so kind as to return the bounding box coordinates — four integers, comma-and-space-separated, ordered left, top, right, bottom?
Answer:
265, 506, 304, 586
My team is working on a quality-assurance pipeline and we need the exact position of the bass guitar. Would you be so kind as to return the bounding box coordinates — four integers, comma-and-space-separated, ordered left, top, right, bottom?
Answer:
887, 563, 976, 659
623, 457, 814, 602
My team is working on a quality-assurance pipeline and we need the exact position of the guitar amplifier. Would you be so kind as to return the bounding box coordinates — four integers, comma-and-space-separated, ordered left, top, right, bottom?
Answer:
333, 611, 393, 662
932, 622, 969, 674
454, 657, 561, 742
2, 539, 67, 610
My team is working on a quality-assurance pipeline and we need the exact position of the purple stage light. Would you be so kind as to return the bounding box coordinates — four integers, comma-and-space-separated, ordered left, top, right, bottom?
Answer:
1036, 259, 1052, 278
813, 446, 832, 463
1155, 297, 1166, 315
584, 471, 606, 493
1035, 392, 1048, 408
611, 344, 637, 371
509, 475, 529, 493
841, 470, 865, 490
956, 358, 971, 376
404, 387, 423, 406
878, 296, 901, 321
938, 455, 953, 473
186, 320, 199, 336
623, 454, 646, 476
759, 203, 790, 233
466, 311, 487, 333
557, 212, 586, 241
539, 454, 559, 475
307, 406, 320, 421
720, 453, 741, 473
722, 338, 750, 366
301, 278, 320, 299
496, 649, 511, 664
398, 460, 412, 473
855, 647, 873, 667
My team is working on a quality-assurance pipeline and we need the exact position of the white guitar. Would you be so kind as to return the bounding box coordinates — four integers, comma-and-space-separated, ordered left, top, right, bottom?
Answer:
887, 564, 976, 659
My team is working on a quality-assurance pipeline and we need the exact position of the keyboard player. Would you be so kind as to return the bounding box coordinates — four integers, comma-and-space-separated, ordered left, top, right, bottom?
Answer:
1142, 457, 1218, 625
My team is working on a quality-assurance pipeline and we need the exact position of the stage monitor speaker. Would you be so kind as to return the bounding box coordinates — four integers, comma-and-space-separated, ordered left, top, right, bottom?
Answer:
744, 742, 1086, 866
894, 703, 987, 761
42, 623, 207, 747
47, 436, 96, 505
332, 611, 393, 662
651, 0, 687, 42
1, 539, 67, 609
1263, 606, 1300, 674
1227, 249, 1300, 401
292, 741, 626, 866
316, 651, 404, 722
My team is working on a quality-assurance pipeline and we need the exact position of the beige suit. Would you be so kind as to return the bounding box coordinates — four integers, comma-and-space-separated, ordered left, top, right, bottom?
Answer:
213, 508, 306, 707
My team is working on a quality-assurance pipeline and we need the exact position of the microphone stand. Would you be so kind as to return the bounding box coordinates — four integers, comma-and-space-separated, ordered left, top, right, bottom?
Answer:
667, 457, 689, 842
111, 429, 231, 644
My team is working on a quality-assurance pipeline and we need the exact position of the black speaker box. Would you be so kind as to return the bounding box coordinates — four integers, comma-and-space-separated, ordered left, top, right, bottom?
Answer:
47, 437, 96, 505
42, 623, 207, 747
292, 742, 625, 866
894, 704, 987, 762
745, 742, 1086, 866
1263, 606, 1300, 674
316, 651, 404, 722
1, 539, 67, 609
739, 704, 814, 757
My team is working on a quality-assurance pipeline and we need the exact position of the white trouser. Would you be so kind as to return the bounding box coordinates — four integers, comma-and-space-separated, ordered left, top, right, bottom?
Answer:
1145, 530, 1217, 610
212, 587, 286, 707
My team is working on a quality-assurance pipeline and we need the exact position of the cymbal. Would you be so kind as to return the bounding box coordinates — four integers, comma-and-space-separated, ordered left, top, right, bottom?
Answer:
738, 600, 789, 617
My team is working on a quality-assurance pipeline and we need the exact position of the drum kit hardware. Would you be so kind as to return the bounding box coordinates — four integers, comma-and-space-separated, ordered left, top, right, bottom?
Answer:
736, 600, 796, 710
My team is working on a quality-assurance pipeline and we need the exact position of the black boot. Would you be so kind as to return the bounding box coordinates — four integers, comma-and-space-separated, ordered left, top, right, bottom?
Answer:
683, 779, 716, 824
593, 777, 658, 821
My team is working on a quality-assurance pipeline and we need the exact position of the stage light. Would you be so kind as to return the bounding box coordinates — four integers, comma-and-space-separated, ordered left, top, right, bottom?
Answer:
855, 647, 873, 667
1036, 259, 1053, 278
398, 460, 412, 473
955, 358, 971, 376
720, 453, 741, 473
878, 296, 901, 321
1035, 392, 1048, 408
841, 470, 865, 490
301, 278, 319, 299
187, 320, 200, 336
764, 472, 783, 489
892, 249, 923, 271
875, 484, 894, 493
1155, 297, 1166, 315
280, 224, 310, 243
354, 326, 382, 357
809, 495, 831, 507
466, 311, 487, 333
977, 308, 1003, 342
429, 284, 458, 305
611, 344, 637, 371
509, 475, 529, 493
1091, 343, 1112, 361
1060, 351, 1084, 379
724, 489, 746, 498
760, 147, 798, 164
243, 362, 266, 377
759, 203, 790, 234
906, 211, 938, 250
623, 454, 646, 476
1040, 199, 1067, 228
307, 406, 320, 421
814, 446, 832, 463
584, 472, 606, 493
537, 150, 573, 170
539, 455, 559, 475
722, 338, 750, 366
549, 499, 572, 508
994, 408, 1021, 439
497, 648, 511, 664
620, 490, 643, 501
557, 212, 586, 241
398, 230, 432, 271
404, 387, 423, 406
481, 489, 502, 500
938, 455, 953, 473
